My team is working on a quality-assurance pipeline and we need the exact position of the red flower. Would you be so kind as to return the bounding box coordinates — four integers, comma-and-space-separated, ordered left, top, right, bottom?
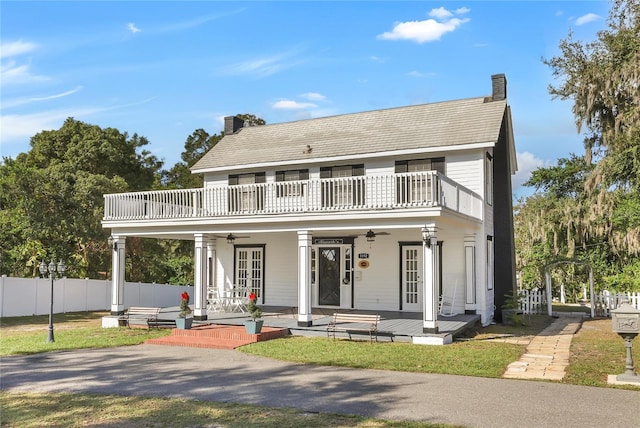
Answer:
181, 292, 189, 301
249, 292, 257, 302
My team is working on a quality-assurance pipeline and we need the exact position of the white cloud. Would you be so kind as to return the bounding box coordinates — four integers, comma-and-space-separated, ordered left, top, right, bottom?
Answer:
272, 100, 317, 110
300, 92, 326, 101
575, 13, 601, 26
407, 70, 435, 78
30, 86, 83, 102
0, 40, 38, 59
512, 151, 548, 190
377, 7, 470, 44
127, 23, 142, 33
0, 60, 49, 86
219, 50, 303, 78
2, 87, 83, 109
0, 98, 156, 146
429, 7, 453, 20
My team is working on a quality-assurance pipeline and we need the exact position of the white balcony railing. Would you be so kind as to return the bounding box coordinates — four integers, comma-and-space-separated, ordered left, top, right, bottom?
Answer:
103, 171, 483, 221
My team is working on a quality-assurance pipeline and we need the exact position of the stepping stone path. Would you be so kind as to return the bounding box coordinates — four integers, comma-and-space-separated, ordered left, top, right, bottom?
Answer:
503, 314, 584, 381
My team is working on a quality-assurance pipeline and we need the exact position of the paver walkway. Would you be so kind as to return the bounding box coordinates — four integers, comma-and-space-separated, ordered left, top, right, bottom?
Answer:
503, 313, 585, 380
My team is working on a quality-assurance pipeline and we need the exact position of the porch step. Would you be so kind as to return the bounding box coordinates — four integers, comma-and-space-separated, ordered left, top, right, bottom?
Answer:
145, 324, 289, 349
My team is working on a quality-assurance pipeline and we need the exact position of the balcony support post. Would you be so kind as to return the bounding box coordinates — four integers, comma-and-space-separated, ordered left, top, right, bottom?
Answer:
193, 234, 209, 320
422, 225, 439, 333
297, 230, 313, 327
110, 236, 126, 315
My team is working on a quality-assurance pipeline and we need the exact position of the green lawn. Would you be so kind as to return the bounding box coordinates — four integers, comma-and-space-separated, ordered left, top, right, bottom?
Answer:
0, 391, 458, 428
0, 312, 171, 356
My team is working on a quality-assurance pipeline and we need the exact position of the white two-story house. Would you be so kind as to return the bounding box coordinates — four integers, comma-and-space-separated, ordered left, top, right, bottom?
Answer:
103, 74, 517, 333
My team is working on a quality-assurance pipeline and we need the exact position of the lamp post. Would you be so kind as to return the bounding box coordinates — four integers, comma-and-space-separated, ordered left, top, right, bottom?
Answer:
39, 259, 66, 343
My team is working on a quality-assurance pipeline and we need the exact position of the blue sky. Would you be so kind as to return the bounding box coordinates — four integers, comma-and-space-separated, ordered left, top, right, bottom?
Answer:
1, 1, 609, 195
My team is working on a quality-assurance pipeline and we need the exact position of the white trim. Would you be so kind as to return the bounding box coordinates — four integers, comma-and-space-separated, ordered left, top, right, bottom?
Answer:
191, 142, 496, 174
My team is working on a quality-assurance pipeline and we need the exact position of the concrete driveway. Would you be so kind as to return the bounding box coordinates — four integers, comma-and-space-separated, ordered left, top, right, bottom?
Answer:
1, 344, 638, 428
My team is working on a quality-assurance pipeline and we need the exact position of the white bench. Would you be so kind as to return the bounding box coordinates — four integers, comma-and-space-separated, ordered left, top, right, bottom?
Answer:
327, 313, 381, 342
120, 307, 163, 330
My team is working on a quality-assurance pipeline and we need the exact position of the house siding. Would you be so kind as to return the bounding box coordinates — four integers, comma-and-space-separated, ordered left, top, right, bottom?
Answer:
445, 151, 484, 195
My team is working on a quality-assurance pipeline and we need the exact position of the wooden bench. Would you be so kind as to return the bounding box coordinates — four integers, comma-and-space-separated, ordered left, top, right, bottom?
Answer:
120, 307, 162, 330
327, 313, 381, 342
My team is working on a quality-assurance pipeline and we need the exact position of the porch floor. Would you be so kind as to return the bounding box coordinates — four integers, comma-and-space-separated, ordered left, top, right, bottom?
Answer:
192, 306, 480, 342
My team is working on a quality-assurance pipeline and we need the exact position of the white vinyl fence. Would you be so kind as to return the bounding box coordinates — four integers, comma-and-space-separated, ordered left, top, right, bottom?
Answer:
0, 275, 193, 318
516, 288, 640, 316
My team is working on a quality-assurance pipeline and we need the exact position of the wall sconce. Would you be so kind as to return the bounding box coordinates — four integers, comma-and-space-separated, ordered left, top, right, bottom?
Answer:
421, 227, 431, 248
365, 229, 376, 242
108, 236, 117, 251
226, 234, 236, 244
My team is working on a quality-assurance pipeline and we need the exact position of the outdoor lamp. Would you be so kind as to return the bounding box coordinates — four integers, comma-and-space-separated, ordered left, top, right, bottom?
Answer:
39, 258, 67, 343
108, 236, 117, 251
422, 227, 431, 248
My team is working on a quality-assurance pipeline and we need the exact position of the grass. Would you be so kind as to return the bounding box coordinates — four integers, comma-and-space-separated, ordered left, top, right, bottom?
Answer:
241, 336, 523, 378
0, 391, 458, 428
565, 318, 640, 388
241, 315, 552, 379
0, 312, 171, 356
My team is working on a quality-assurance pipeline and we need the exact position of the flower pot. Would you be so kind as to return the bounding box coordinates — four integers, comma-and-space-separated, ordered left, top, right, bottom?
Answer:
175, 317, 193, 329
244, 320, 264, 334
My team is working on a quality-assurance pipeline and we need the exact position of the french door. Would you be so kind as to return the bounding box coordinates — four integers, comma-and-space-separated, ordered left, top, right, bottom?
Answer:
235, 246, 264, 300
401, 245, 422, 311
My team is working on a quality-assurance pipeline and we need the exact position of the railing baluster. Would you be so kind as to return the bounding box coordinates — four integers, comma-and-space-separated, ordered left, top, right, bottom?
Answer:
104, 171, 483, 221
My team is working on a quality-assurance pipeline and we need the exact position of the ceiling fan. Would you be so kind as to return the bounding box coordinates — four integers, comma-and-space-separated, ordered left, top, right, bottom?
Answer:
362, 229, 390, 242
213, 233, 251, 244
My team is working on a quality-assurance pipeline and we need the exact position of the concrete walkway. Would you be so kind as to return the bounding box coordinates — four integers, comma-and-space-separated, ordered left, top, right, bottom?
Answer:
503, 313, 585, 380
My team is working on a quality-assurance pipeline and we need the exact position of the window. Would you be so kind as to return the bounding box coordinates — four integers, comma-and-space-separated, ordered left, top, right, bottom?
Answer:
320, 165, 365, 207
485, 153, 493, 206
228, 172, 265, 212
275, 169, 309, 197
395, 158, 444, 204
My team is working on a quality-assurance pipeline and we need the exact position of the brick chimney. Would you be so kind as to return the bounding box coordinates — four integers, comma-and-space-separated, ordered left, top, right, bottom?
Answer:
224, 116, 245, 135
491, 74, 507, 101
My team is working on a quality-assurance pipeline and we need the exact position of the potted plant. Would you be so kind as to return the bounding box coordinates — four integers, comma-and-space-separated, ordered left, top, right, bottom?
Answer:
175, 291, 193, 329
501, 290, 524, 326
244, 292, 263, 334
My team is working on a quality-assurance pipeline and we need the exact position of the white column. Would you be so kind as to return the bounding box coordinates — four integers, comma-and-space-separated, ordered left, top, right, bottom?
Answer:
297, 230, 313, 327
422, 226, 438, 333
545, 270, 553, 316
207, 238, 217, 295
194, 234, 209, 320
110, 236, 126, 315
464, 235, 476, 309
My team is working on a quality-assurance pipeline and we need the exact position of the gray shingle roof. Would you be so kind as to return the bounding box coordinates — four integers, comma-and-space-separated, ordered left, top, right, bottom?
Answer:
191, 96, 507, 173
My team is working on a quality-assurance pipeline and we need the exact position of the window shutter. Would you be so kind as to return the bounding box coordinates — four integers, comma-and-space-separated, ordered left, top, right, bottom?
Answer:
432, 158, 445, 175
320, 167, 332, 178
395, 161, 408, 173
228, 175, 238, 185
255, 172, 266, 183
275, 171, 285, 182
352, 164, 365, 176
299, 169, 309, 180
